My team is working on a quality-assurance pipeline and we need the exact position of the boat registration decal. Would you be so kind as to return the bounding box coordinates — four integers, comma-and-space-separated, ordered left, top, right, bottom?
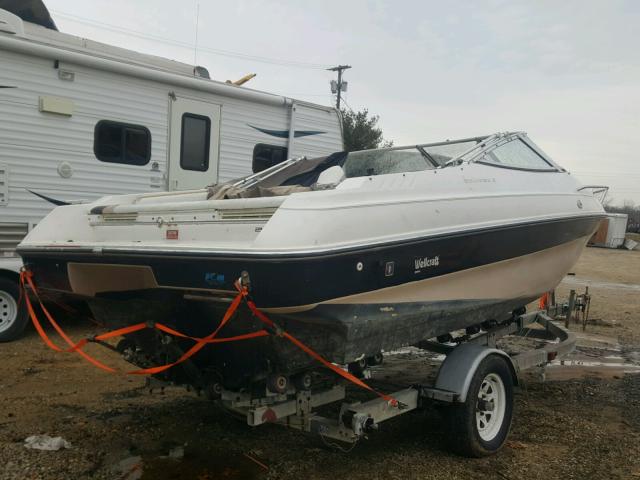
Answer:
205, 272, 225, 286
414, 255, 439, 273
166, 229, 179, 240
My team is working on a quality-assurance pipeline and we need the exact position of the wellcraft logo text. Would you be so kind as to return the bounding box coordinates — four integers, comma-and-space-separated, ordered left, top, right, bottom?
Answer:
415, 255, 439, 271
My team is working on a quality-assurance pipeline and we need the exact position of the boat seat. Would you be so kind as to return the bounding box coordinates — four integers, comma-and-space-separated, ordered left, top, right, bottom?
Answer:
214, 184, 312, 199
315, 165, 345, 187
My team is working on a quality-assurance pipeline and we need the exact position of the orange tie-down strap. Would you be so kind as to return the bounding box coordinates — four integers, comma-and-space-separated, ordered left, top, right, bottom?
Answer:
19, 270, 266, 375
20, 270, 397, 406
538, 292, 550, 310
235, 284, 398, 407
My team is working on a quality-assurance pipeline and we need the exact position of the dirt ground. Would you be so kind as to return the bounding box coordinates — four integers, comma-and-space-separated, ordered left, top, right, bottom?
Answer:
1, 246, 640, 480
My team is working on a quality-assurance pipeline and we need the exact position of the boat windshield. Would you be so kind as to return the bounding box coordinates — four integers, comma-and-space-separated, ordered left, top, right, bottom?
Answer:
343, 139, 480, 177
208, 137, 487, 199
343, 148, 429, 177
420, 141, 480, 167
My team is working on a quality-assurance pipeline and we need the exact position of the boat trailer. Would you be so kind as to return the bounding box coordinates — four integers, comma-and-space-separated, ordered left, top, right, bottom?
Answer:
218, 310, 575, 455
21, 268, 576, 456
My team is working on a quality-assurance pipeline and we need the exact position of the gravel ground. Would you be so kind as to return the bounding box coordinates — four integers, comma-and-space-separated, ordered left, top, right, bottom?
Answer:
1, 246, 639, 479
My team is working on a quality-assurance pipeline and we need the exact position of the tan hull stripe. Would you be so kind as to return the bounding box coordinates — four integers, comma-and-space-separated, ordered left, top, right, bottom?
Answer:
263, 235, 589, 313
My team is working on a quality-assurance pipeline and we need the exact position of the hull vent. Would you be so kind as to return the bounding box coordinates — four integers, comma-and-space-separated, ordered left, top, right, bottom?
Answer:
0, 222, 28, 256
100, 213, 139, 223
93, 208, 275, 224
219, 207, 278, 221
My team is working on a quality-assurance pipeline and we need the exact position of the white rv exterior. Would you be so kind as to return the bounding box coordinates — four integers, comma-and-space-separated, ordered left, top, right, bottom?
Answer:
590, 213, 628, 249
0, 6, 343, 340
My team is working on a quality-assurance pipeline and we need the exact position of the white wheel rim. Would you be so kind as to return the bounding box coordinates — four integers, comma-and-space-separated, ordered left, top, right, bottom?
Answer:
476, 373, 506, 442
0, 290, 18, 334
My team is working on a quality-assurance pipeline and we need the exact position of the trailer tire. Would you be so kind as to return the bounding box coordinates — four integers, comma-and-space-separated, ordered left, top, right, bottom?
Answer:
447, 354, 513, 457
0, 277, 29, 343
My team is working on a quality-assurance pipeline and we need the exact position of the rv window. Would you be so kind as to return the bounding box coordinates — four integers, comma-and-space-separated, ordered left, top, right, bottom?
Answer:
180, 113, 211, 172
94, 121, 151, 166
253, 144, 288, 173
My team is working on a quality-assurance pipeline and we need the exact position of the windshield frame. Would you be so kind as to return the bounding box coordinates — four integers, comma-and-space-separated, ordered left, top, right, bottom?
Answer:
463, 133, 564, 173
351, 135, 490, 158
341, 135, 490, 174
215, 132, 563, 196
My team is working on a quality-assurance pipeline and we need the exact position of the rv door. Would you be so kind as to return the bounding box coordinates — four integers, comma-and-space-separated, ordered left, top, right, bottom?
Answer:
168, 96, 221, 190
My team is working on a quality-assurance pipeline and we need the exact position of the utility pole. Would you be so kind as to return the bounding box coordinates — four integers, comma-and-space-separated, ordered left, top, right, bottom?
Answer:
328, 65, 351, 110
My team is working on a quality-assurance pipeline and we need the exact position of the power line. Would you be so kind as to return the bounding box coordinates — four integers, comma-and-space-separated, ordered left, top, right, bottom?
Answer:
284, 93, 335, 98
574, 173, 640, 178
572, 170, 640, 177
193, 2, 200, 67
572, 173, 640, 183
52, 10, 332, 70
574, 176, 640, 182
573, 169, 640, 173
340, 94, 354, 112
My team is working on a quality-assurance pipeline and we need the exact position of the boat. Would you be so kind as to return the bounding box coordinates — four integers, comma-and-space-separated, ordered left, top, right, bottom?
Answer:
17, 132, 606, 391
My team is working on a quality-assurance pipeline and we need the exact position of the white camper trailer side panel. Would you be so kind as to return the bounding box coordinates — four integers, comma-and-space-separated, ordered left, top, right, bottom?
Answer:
1, 48, 344, 229
166, 92, 342, 182
0, 49, 168, 226
192, 94, 290, 182
0, 10, 343, 342
289, 103, 344, 159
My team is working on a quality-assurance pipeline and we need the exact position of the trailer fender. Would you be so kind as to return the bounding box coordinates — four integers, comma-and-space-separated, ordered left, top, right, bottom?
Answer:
434, 344, 518, 403
0, 261, 28, 342
0, 258, 23, 274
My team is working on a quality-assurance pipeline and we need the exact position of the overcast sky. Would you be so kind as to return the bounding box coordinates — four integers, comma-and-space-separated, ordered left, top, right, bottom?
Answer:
46, 0, 640, 204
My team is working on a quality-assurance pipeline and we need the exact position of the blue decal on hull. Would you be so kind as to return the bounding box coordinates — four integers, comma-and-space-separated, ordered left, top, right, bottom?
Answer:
205, 272, 225, 286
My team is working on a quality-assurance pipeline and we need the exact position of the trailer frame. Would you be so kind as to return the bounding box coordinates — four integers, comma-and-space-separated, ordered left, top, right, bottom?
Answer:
219, 310, 575, 452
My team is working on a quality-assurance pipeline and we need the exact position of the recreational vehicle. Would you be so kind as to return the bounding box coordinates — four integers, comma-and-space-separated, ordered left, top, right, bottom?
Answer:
0, 1, 343, 341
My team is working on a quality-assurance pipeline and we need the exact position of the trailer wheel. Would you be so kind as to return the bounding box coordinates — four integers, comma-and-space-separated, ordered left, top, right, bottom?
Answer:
448, 354, 514, 457
0, 278, 29, 342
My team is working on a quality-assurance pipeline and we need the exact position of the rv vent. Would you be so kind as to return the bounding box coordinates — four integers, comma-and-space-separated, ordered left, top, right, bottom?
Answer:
219, 208, 278, 221
0, 222, 28, 255
0, 164, 7, 205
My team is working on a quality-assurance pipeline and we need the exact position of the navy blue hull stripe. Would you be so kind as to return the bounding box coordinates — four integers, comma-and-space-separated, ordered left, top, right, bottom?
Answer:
21, 215, 601, 308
